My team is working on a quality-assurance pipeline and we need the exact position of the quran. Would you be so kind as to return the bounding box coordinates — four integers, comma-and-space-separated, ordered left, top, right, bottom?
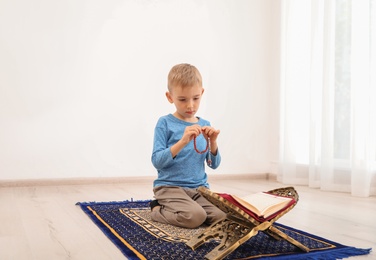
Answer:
218, 191, 296, 222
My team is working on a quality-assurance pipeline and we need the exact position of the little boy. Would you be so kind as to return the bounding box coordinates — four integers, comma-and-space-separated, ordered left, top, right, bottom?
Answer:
150, 63, 226, 229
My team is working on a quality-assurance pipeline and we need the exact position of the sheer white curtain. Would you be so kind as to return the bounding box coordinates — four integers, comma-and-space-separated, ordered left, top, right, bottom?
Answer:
279, 0, 376, 197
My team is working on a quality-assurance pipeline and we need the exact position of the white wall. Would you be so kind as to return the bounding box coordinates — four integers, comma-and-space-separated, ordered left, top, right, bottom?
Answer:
0, 0, 280, 180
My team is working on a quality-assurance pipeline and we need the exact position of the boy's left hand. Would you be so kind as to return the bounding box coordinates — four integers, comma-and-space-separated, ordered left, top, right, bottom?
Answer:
201, 126, 220, 143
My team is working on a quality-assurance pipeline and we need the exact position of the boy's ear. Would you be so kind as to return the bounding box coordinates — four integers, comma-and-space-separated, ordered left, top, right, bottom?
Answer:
166, 91, 173, 103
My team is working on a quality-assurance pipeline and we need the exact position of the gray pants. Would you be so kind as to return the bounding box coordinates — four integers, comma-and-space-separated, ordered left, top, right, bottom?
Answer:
151, 186, 226, 229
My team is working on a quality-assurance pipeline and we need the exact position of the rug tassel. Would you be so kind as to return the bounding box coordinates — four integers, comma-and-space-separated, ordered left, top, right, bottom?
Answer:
271, 247, 372, 259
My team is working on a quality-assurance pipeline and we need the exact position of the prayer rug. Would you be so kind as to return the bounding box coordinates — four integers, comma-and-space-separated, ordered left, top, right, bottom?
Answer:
76, 200, 371, 260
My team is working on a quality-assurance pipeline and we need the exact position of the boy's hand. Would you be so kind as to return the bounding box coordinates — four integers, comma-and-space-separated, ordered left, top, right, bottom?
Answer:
202, 126, 220, 143
181, 125, 202, 144
171, 125, 219, 158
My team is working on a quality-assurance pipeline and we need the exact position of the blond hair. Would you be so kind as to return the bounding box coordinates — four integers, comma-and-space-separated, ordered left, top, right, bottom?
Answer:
167, 63, 202, 92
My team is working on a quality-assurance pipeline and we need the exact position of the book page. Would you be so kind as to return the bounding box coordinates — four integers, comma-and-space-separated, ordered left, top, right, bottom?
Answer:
232, 192, 293, 217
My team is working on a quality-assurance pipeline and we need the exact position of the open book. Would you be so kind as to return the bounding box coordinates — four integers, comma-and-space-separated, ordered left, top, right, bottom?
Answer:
218, 192, 296, 222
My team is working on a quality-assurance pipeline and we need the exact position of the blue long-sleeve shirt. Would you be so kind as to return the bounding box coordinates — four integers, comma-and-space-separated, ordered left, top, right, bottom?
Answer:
151, 114, 221, 188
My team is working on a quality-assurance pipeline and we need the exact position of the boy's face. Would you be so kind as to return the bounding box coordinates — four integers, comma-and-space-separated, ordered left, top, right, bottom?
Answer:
166, 84, 204, 122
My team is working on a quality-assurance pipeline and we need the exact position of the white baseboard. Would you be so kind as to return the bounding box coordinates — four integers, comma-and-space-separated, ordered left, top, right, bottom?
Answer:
0, 173, 271, 187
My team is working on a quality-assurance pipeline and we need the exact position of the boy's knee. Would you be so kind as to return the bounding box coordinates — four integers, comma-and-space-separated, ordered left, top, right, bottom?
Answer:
215, 209, 226, 221
178, 207, 207, 228
205, 208, 226, 225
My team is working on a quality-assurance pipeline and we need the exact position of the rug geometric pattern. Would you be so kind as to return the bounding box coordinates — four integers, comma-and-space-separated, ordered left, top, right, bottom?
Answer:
77, 200, 371, 260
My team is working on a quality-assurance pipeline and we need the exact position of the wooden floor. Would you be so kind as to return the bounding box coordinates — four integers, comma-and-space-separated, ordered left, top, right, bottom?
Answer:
0, 176, 375, 259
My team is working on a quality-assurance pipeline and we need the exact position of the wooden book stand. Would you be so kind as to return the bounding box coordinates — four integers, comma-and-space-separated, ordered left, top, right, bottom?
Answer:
186, 186, 310, 260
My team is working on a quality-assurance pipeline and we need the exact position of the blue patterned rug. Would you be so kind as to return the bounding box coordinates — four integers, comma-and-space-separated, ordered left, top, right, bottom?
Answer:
76, 200, 371, 260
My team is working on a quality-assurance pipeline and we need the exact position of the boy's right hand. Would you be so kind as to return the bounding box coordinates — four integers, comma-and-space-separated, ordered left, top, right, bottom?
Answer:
181, 125, 202, 144
170, 125, 202, 158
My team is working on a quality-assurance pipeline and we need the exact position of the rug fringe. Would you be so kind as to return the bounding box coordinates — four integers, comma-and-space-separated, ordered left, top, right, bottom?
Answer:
270, 247, 372, 259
